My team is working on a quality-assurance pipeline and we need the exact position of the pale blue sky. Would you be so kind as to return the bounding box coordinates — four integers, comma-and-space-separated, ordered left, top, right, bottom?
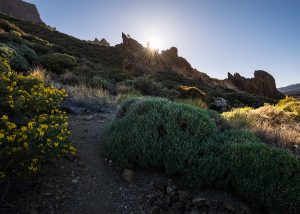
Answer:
25, 0, 300, 87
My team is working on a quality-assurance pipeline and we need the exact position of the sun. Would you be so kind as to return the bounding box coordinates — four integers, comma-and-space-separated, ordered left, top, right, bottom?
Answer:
147, 37, 161, 51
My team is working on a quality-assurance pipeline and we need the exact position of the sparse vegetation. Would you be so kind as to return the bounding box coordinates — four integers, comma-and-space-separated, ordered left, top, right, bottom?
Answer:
222, 98, 300, 155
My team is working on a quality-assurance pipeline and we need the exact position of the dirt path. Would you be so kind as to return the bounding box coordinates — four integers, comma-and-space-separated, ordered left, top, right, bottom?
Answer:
58, 112, 161, 214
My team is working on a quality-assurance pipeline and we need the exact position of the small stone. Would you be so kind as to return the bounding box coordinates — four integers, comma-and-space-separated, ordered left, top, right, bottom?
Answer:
178, 190, 190, 202
72, 178, 78, 184
121, 168, 135, 182
83, 115, 93, 121
192, 198, 206, 204
43, 192, 52, 196
166, 187, 173, 194
108, 160, 112, 165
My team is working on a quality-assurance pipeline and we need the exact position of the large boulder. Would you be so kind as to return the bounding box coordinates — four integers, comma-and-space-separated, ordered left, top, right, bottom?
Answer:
228, 70, 284, 100
0, 0, 42, 23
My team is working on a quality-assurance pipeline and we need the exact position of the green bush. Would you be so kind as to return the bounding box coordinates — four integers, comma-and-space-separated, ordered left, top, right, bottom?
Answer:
0, 42, 36, 71
90, 76, 109, 89
102, 97, 216, 174
107, 68, 131, 82
182, 130, 300, 213
39, 53, 77, 74
133, 75, 180, 99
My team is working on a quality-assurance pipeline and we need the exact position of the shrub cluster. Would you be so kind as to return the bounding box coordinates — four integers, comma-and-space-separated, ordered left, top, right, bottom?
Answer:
0, 58, 76, 180
133, 75, 180, 99
103, 98, 216, 174
103, 98, 300, 213
0, 42, 38, 71
39, 53, 77, 74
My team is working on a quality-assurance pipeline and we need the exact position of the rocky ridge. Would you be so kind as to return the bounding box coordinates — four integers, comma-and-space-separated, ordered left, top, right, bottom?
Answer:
118, 33, 283, 100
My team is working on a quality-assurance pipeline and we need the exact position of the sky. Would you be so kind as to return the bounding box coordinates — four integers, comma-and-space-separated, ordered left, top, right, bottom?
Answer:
24, 0, 300, 87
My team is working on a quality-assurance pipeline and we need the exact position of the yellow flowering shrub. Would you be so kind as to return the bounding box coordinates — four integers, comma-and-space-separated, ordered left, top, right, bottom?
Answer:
0, 58, 75, 179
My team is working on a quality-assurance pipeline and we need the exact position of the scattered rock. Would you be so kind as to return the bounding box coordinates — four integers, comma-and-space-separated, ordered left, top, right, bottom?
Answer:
192, 198, 206, 204
71, 178, 78, 184
83, 115, 94, 121
121, 169, 135, 182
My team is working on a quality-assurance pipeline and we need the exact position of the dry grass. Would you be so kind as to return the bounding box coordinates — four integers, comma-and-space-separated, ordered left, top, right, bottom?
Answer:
222, 103, 300, 157
66, 84, 113, 111
29, 67, 51, 84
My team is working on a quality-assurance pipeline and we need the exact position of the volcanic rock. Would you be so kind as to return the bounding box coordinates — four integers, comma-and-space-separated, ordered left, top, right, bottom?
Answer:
0, 0, 42, 23
88, 38, 110, 46
227, 70, 284, 99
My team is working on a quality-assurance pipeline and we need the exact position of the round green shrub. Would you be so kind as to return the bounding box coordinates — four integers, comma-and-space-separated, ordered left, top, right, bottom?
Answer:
182, 130, 300, 213
102, 97, 216, 174
39, 53, 77, 73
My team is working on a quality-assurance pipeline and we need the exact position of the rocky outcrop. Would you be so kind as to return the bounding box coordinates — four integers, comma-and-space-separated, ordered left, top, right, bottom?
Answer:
119, 33, 211, 83
87, 38, 110, 47
0, 0, 42, 23
227, 70, 284, 99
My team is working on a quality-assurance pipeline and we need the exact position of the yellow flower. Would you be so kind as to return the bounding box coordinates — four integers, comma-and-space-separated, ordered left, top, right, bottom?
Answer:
7, 135, 15, 142
0, 133, 4, 139
23, 142, 29, 149
21, 126, 27, 132
28, 121, 36, 129
1, 115, 8, 121
6, 122, 17, 130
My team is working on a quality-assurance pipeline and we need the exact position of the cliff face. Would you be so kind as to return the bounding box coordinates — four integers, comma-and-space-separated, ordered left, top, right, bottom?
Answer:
227, 70, 284, 99
0, 0, 42, 23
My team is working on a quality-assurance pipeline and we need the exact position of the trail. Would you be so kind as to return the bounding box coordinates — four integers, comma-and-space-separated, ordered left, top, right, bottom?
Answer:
59, 112, 159, 214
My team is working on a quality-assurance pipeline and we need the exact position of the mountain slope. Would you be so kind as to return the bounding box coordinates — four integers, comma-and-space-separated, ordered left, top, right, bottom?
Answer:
278, 83, 300, 96
0, 12, 281, 107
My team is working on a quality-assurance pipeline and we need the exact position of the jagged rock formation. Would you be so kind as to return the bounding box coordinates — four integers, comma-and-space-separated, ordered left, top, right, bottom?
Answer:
118, 33, 211, 82
88, 38, 110, 47
0, 0, 42, 23
227, 70, 284, 99
118, 33, 283, 100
